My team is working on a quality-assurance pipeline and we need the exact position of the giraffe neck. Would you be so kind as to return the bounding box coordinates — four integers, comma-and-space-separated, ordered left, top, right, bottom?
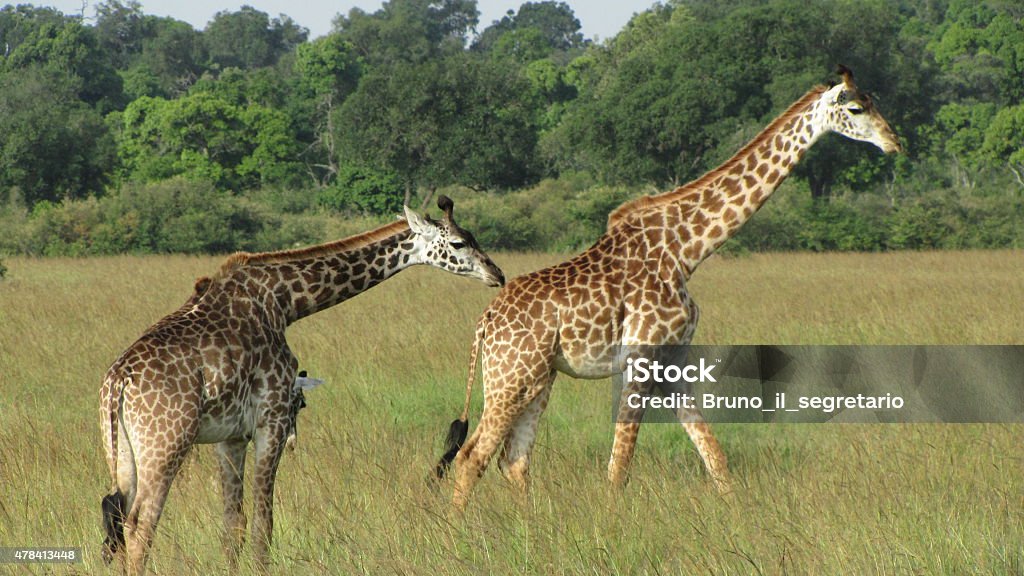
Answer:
218, 221, 423, 324
612, 86, 832, 276
287, 230, 420, 322
680, 87, 831, 272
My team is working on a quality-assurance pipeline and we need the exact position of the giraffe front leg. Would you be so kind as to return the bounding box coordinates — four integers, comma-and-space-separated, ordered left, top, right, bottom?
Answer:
608, 374, 654, 487
215, 439, 248, 567
251, 421, 287, 573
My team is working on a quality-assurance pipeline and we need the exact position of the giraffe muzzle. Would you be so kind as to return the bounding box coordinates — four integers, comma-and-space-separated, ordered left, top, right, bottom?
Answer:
488, 268, 506, 288
479, 259, 505, 287
884, 140, 903, 154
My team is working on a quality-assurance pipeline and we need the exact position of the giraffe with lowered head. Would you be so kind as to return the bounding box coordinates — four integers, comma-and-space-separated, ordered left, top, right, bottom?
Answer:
435, 67, 901, 510
100, 197, 504, 575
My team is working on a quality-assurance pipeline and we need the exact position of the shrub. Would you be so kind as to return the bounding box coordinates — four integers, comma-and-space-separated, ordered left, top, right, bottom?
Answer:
799, 200, 885, 251
950, 195, 1024, 249
462, 200, 540, 251
4, 179, 326, 256
248, 186, 320, 215
887, 199, 956, 250
28, 197, 105, 256
318, 165, 404, 216
3, 175, 1024, 257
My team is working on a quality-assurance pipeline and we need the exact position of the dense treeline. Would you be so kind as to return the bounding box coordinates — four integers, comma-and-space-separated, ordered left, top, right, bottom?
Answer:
0, 0, 1022, 260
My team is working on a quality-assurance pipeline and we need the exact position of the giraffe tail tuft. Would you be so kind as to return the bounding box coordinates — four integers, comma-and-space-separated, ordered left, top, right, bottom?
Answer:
434, 418, 469, 479
100, 491, 127, 564
434, 311, 486, 479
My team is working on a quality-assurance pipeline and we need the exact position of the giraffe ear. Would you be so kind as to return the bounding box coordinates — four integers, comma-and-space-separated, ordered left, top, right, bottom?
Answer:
404, 205, 438, 239
193, 276, 212, 294
295, 374, 324, 391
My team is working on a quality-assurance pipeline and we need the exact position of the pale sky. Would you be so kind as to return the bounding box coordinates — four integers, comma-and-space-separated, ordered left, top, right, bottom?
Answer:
32, 0, 658, 41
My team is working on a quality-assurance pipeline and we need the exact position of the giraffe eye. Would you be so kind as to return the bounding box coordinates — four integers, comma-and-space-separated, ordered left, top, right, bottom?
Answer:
848, 105, 865, 115
450, 241, 467, 250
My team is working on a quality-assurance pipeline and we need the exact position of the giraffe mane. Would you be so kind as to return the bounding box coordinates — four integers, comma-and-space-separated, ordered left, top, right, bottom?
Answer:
607, 85, 830, 229
216, 219, 411, 278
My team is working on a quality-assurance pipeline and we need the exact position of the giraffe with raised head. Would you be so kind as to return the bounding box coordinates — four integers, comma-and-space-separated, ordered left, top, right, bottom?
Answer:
99, 196, 503, 575
435, 67, 901, 510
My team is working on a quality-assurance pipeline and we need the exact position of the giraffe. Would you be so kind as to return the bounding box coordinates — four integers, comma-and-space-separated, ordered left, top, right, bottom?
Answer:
99, 196, 504, 575
434, 67, 901, 510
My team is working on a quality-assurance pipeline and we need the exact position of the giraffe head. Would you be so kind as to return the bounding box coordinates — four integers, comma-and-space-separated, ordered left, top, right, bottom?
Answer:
819, 65, 902, 154
403, 196, 506, 287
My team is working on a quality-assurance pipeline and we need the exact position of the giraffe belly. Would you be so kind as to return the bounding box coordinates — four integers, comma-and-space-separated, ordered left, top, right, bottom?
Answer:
194, 402, 255, 444
553, 348, 619, 379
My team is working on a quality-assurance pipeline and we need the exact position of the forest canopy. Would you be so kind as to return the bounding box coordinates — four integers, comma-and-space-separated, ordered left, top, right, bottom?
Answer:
0, 0, 1022, 257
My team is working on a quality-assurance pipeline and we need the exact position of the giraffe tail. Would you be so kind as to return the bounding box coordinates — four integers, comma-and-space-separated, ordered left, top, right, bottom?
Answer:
434, 314, 486, 479
100, 374, 128, 564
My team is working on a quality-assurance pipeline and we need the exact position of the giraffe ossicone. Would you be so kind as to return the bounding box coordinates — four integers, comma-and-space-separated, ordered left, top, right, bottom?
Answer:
99, 196, 503, 575
434, 66, 901, 511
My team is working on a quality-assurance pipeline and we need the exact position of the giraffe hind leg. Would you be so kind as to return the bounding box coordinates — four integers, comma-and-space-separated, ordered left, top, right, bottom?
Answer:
680, 413, 733, 494
498, 374, 555, 496
124, 442, 193, 576
121, 390, 200, 576
454, 419, 516, 511
453, 374, 552, 511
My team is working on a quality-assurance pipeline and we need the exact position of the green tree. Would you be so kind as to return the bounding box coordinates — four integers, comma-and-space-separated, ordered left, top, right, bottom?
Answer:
106, 15, 210, 100
317, 164, 404, 215
923, 103, 999, 188
333, 0, 478, 65
294, 34, 362, 184
295, 35, 361, 100
0, 67, 115, 205
549, 0, 916, 193
0, 5, 67, 50
334, 53, 541, 203
0, 6, 123, 111
116, 91, 300, 190
190, 66, 292, 109
95, 4, 209, 99
929, 0, 1024, 105
440, 55, 542, 191
333, 59, 451, 203
982, 104, 1024, 189
489, 27, 553, 63
545, 4, 735, 185
94, 0, 148, 69
204, 6, 307, 70
475, 1, 585, 56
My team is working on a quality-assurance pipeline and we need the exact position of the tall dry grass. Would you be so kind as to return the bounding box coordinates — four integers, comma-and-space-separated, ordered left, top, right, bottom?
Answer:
0, 251, 1021, 574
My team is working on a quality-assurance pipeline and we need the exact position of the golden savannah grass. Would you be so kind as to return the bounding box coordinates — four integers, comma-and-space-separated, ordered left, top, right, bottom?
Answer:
0, 250, 1021, 574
